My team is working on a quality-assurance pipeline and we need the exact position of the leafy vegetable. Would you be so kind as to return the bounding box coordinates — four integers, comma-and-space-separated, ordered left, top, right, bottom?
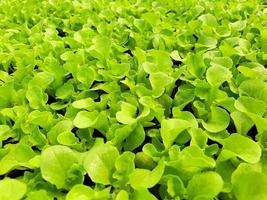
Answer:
83, 143, 119, 185
231, 163, 267, 200
0, 0, 266, 199
187, 171, 223, 199
129, 160, 165, 189
219, 134, 261, 163
202, 106, 230, 133
161, 119, 192, 148
40, 145, 83, 189
0, 178, 27, 200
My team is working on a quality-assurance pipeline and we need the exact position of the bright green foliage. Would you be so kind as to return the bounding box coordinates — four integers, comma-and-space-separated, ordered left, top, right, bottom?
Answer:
129, 160, 165, 189
0, 0, 266, 199
0, 143, 37, 175
231, 163, 267, 200
0, 178, 27, 200
40, 145, 83, 189
220, 134, 261, 163
161, 119, 192, 148
66, 184, 110, 200
83, 143, 119, 185
202, 106, 230, 133
73, 111, 99, 128
187, 171, 223, 199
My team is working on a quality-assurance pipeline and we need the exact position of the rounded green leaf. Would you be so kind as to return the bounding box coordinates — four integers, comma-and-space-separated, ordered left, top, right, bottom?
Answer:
166, 175, 185, 198
40, 145, 79, 189
196, 35, 217, 49
232, 163, 267, 200
199, 14, 218, 27
230, 21, 246, 31
113, 152, 135, 185
26, 85, 47, 109
0, 125, 10, 139
129, 160, 165, 189
238, 79, 266, 101
179, 145, 216, 170
161, 119, 192, 148
47, 119, 73, 144
55, 82, 75, 99
188, 128, 208, 149
187, 171, 223, 200
222, 134, 261, 163
149, 72, 174, 96
172, 109, 198, 128
0, 178, 27, 200
66, 184, 94, 200
57, 131, 78, 146
110, 62, 130, 77
235, 96, 266, 116
132, 188, 157, 200
29, 72, 54, 90
202, 106, 230, 133
210, 57, 233, 68
213, 26, 231, 37
66, 184, 111, 200
123, 123, 145, 151
186, 52, 206, 78
170, 50, 183, 61
115, 152, 135, 174
83, 143, 119, 185
134, 152, 157, 170
27, 110, 53, 129
25, 190, 51, 200
73, 110, 99, 128
230, 111, 254, 135
116, 102, 137, 124
72, 98, 95, 110
206, 65, 232, 86
77, 66, 95, 88
173, 88, 195, 110
116, 190, 129, 200
0, 143, 36, 175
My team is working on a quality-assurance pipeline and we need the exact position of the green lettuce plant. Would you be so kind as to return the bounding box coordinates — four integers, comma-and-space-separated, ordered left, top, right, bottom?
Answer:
0, 0, 266, 199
